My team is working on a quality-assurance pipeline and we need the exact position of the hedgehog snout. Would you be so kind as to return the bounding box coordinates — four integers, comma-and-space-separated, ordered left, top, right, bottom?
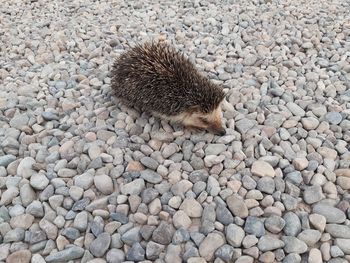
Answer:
212, 126, 226, 136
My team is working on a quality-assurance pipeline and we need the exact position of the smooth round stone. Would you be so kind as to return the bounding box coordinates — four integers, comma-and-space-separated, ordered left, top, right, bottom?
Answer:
30, 174, 49, 190
325, 112, 342, 125
94, 174, 114, 195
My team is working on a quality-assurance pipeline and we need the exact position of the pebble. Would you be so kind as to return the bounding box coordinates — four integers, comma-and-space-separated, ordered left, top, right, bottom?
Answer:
251, 161, 275, 177
244, 216, 265, 237
0, 187, 19, 206
297, 229, 321, 246
309, 213, 326, 232
30, 173, 49, 190
179, 198, 203, 218
6, 249, 31, 263
106, 248, 125, 263
325, 112, 342, 124
216, 204, 234, 225
0, 155, 16, 167
325, 224, 350, 238
226, 195, 248, 218
94, 174, 114, 195
303, 185, 324, 204
89, 232, 111, 257
173, 210, 192, 229
283, 212, 301, 236
152, 221, 175, 245
121, 178, 145, 195
308, 248, 323, 263
45, 246, 84, 262
235, 119, 256, 134
17, 157, 36, 178
10, 214, 34, 229
301, 117, 319, 130
282, 236, 308, 254
126, 242, 145, 261
226, 224, 245, 247
146, 241, 165, 260
286, 102, 305, 117
258, 235, 285, 252
313, 204, 346, 223
140, 169, 163, 184
198, 232, 225, 261
265, 215, 285, 234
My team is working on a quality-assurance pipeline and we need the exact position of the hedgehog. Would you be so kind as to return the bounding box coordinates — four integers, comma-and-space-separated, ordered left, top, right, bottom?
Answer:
110, 41, 226, 135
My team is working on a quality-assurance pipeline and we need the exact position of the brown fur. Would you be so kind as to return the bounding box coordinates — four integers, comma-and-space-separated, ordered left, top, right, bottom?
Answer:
111, 41, 226, 135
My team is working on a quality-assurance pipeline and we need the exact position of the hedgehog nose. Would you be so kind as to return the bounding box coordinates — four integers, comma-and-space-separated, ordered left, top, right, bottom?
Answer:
216, 127, 226, 136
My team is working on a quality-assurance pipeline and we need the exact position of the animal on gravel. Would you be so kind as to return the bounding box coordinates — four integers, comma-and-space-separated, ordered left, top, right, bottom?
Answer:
111, 41, 226, 135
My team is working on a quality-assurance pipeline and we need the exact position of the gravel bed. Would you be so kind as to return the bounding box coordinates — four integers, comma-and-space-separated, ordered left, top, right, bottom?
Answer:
1, 0, 350, 262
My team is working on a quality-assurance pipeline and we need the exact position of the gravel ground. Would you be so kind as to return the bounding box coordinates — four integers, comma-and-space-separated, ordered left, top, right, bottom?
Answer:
1, 0, 350, 262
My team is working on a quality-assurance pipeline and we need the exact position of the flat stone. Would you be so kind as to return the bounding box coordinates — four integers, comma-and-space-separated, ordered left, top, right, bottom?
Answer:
334, 169, 350, 177
41, 111, 59, 121
297, 229, 321, 246
251, 161, 275, 177
235, 119, 256, 133
121, 178, 145, 195
204, 144, 227, 155
6, 249, 31, 263
10, 113, 29, 129
140, 169, 162, 184
282, 236, 308, 254
0, 155, 16, 167
286, 102, 305, 116
10, 214, 34, 229
111, 212, 129, 224
45, 246, 84, 262
325, 224, 350, 238
313, 204, 346, 223
3, 228, 25, 242
258, 235, 285, 252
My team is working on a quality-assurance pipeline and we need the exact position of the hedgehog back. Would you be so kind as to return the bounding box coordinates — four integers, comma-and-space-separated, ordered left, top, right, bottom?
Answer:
111, 42, 224, 116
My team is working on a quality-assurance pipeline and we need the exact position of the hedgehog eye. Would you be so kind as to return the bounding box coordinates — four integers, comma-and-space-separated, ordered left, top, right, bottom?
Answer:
200, 117, 209, 125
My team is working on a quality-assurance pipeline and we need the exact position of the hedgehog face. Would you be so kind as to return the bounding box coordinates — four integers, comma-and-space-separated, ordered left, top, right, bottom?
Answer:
180, 105, 226, 135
